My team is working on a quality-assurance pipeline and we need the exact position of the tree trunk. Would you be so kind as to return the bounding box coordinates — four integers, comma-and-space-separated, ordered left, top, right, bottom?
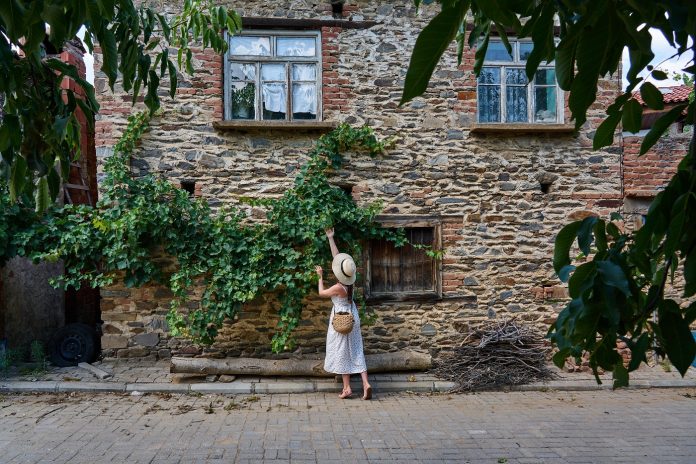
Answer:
170, 351, 432, 376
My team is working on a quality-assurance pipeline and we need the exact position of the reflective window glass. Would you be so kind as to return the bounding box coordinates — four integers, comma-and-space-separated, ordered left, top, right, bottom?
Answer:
277, 37, 316, 57
484, 41, 513, 62
229, 36, 270, 56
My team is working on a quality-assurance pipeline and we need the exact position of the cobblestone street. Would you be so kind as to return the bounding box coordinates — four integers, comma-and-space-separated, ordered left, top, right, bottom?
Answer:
1, 388, 695, 463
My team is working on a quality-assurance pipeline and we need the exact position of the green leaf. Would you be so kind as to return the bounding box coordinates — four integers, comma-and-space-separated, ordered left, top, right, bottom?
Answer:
524, 3, 555, 82
558, 264, 576, 283
552, 349, 570, 369
684, 250, 696, 298
34, 176, 51, 212
596, 260, 631, 296
593, 112, 621, 149
627, 333, 650, 372
400, 0, 468, 105
47, 169, 61, 200
593, 219, 607, 252
658, 300, 696, 377
555, 40, 576, 91
639, 82, 665, 110
568, 262, 596, 299
685, 301, 696, 325
99, 26, 119, 88
640, 104, 688, 155
652, 70, 668, 80
621, 98, 643, 133
567, 9, 610, 128
612, 363, 628, 389
9, 156, 28, 201
553, 221, 582, 276
577, 216, 598, 256
168, 60, 178, 98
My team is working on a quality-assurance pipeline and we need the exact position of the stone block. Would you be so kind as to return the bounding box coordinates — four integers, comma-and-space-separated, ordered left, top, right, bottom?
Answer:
133, 332, 159, 347
127, 346, 150, 358
101, 335, 128, 349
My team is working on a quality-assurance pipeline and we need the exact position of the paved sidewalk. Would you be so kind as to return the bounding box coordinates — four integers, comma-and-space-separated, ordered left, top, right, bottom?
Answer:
2, 358, 696, 395
1, 388, 696, 463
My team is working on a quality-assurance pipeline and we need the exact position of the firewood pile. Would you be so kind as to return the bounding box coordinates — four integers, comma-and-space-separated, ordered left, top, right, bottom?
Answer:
432, 319, 557, 392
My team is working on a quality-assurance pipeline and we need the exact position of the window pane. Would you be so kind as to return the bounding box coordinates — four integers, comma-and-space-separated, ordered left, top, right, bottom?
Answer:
506, 85, 529, 122
478, 67, 501, 84
261, 63, 286, 81
230, 82, 255, 120
519, 42, 534, 61
506, 68, 527, 85
229, 63, 255, 81
262, 83, 287, 120
535, 86, 557, 122
535, 68, 556, 85
484, 41, 513, 62
292, 83, 317, 120
292, 64, 316, 81
478, 85, 501, 122
229, 36, 270, 56
277, 37, 316, 57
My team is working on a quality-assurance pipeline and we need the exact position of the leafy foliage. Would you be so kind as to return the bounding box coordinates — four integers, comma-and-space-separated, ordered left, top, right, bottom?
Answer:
404, 1, 696, 383
0, 115, 411, 352
0, 0, 240, 208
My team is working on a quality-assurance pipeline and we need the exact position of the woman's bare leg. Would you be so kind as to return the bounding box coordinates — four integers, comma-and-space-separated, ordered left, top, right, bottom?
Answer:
339, 374, 352, 398
360, 371, 372, 400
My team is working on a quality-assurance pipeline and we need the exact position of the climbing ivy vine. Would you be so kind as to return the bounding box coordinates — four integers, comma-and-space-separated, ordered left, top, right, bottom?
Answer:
0, 112, 416, 352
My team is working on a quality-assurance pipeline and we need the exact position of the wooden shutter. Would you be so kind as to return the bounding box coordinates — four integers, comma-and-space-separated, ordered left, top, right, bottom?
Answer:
369, 228, 434, 294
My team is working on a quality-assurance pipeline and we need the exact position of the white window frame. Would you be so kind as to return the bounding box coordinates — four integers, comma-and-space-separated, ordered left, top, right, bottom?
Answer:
223, 30, 323, 121
477, 39, 564, 124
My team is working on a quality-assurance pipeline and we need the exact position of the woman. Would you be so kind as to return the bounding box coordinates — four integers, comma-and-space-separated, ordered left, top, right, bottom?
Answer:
315, 228, 372, 400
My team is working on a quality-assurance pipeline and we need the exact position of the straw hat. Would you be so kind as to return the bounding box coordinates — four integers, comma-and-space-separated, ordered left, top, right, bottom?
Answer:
331, 253, 357, 285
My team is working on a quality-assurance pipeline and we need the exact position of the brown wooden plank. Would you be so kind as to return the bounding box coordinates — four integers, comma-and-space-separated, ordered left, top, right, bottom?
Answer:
64, 183, 90, 190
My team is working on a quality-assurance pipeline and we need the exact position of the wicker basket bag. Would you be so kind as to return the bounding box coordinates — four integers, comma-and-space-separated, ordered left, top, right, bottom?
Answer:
332, 311, 354, 334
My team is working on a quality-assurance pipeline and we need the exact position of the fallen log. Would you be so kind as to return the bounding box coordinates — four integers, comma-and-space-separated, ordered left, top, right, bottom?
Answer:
170, 351, 431, 377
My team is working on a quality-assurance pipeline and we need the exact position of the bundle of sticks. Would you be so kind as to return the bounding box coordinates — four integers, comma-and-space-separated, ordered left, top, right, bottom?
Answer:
432, 319, 557, 392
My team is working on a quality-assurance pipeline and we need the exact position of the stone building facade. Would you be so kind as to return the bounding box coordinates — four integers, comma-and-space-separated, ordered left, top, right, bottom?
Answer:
93, 1, 623, 360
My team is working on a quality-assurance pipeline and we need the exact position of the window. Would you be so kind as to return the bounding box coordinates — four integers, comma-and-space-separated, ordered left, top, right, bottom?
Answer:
224, 31, 321, 121
477, 40, 562, 124
366, 222, 441, 301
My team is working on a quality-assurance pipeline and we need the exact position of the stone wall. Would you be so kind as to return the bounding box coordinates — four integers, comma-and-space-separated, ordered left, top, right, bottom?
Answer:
93, 0, 623, 360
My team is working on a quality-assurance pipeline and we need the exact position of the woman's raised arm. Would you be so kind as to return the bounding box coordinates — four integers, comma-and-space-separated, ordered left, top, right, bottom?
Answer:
325, 227, 340, 257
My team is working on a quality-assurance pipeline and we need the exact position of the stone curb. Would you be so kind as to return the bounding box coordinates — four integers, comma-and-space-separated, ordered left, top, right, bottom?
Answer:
1, 379, 694, 395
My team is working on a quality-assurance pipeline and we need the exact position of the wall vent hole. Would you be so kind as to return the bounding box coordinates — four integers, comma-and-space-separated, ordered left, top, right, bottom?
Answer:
181, 180, 196, 196
331, 0, 344, 18
540, 182, 552, 194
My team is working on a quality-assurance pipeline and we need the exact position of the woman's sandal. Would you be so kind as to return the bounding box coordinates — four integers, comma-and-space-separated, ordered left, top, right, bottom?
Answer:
339, 388, 352, 399
362, 385, 372, 401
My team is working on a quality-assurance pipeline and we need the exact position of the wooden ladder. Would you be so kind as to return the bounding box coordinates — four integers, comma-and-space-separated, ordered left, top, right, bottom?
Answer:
63, 162, 94, 206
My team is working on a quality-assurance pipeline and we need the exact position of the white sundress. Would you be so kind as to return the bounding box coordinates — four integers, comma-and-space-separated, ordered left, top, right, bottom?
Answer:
323, 287, 367, 374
